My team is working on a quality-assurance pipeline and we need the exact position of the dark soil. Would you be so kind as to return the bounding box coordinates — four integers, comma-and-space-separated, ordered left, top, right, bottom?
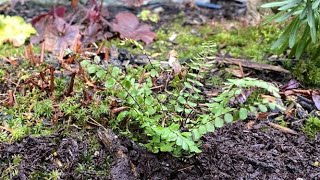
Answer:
0, 129, 112, 179
1, 121, 319, 179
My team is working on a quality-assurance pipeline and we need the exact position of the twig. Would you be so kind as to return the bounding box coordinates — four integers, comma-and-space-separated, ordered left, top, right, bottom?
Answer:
268, 122, 298, 135
207, 56, 290, 74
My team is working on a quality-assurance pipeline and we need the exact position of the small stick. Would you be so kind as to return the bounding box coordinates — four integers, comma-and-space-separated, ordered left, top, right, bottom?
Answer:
268, 122, 298, 135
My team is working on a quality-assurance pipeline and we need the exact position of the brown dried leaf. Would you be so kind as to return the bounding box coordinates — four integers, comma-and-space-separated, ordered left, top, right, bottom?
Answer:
111, 12, 156, 45
312, 91, 320, 110
31, 17, 81, 54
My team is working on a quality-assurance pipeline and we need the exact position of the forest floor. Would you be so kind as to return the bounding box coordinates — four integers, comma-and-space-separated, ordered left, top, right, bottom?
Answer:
0, 1, 320, 179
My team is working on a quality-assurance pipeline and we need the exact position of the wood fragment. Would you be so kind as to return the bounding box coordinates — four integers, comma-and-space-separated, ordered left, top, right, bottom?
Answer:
207, 56, 290, 74
6, 90, 15, 107
268, 122, 298, 135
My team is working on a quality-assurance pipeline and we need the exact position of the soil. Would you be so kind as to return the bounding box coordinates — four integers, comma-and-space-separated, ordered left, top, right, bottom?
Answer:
1, 121, 319, 179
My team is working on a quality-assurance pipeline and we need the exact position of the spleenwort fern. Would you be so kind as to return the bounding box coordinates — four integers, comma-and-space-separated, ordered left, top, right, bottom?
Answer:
81, 54, 283, 157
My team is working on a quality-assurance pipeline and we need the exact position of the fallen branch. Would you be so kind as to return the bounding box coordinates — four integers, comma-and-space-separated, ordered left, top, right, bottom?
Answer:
207, 56, 290, 74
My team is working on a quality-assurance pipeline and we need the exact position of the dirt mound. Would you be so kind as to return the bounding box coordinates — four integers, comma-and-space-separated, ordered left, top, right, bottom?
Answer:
1, 121, 319, 179
124, 121, 320, 179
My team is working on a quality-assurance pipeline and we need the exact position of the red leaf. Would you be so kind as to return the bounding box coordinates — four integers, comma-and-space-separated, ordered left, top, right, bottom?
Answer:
32, 6, 67, 26
31, 17, 81, 54
111, 12, 156, 45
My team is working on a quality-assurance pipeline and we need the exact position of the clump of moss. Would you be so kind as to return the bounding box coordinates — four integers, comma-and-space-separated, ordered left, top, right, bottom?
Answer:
208, 23, 281, 61
303, 116, 320, 138
291, 59, 320, 87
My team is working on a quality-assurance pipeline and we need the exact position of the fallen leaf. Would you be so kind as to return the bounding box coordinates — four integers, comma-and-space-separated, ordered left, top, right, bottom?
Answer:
111, 12, 156, 45
312, 91, 320, 110
167, 50, 182, 75
229, 88, 255, 106
31, 17, 81, 54
280, 79, 299, 91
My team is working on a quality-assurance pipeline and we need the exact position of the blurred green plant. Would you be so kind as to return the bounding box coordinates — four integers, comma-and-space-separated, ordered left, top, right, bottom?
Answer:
0, 15, 36, 47
262, 0, 320, 59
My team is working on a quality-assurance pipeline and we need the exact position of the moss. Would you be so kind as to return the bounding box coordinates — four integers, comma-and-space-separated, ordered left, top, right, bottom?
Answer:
291, 59, 320, 86
303, 116, 320, 138
208, 23, 281, 62
0, 44, 41, 57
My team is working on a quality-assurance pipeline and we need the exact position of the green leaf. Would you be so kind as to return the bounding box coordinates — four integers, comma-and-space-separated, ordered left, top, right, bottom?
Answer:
312, 0, 320, 9
187, 101, 197, 107
105, 78, 116, 88
88, 65, 98, 74
80, 60, 90, 68
94, 56, 101, 64
189, 145, 202, 153
224, 113, 233, 123
177, 96, 186, 104
150, 69, 158, 77
249, 106, 257, 114
239, 108, 248, 120
184, 108, 192, 114
184, 82, 193, 89
182, 140, 189, 150
261, 1, 290, 8
206, 122, 215, 132
198, 125, 207, 135
268, 103, 276, 110
258, 104, 268, 112
277, 0, 301, 11
161, 128, 171, 139
0, 15, 37, 46
289, 17, 300, 48
192, 129, 201, 141
160, 143, 173, 152
175, 104, 184, 112
96, 70, 106, 79
168, 132, 178, 142
117, 111, 128, 121
111, 67, 121, 77
214, 117, 224, 128
176, 137, 183, 146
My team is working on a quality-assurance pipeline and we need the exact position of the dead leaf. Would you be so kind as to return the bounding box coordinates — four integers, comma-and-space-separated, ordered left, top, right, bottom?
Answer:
245, 120, 255, 130
312, 91, 320, 110
167, 50, 181, 75
111, 12, 156, 45
225, 67, 246, 78
280, 79, 299, 91
229, 88, 255, 106
31, 17, 81, 54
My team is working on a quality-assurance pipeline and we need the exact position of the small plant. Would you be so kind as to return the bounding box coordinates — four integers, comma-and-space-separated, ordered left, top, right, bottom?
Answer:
0, 154, 22, 179
33, 99, 54, 119
262, 0, 320, 59
81, 53, 282, 156
303, 116, 320, 137
138, 10, 160, 23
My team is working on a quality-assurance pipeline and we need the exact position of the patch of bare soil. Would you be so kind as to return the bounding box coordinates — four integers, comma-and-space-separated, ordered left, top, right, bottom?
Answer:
124, 121, 320, 179
0, 129, 111, 179
1, 121, 318, 179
